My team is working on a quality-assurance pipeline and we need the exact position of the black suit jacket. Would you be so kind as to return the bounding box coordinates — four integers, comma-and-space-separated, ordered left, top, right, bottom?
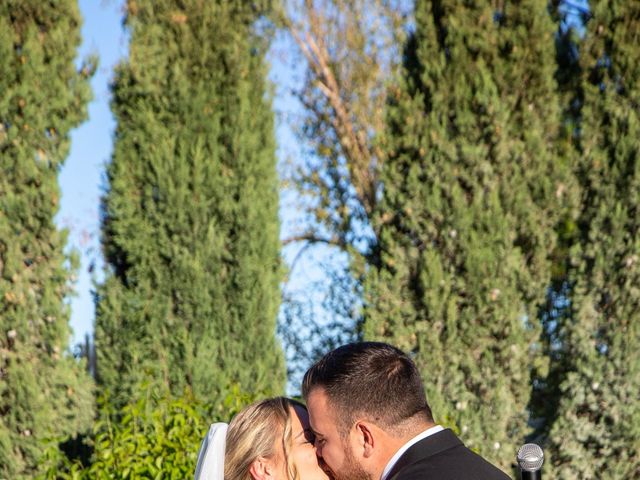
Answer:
387, 429, 511, 480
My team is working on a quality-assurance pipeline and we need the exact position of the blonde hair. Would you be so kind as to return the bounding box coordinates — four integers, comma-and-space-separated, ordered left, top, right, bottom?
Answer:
224, 397, 305, 480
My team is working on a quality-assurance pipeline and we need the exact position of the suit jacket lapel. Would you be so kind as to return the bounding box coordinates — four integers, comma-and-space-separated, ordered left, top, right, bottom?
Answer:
387, 429, 463, 480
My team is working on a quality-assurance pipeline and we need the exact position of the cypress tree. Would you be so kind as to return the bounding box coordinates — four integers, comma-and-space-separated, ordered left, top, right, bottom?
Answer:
95, 0, 285, 407
365, 0, 570, 469
0, 1, 94, 476
545, 2, 640, 477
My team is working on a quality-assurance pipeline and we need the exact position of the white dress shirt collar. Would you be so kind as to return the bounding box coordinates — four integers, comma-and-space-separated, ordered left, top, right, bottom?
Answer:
380, 425, 444, 480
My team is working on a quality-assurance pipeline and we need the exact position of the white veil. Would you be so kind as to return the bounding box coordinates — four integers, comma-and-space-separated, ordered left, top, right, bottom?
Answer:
194, 422, 228, 480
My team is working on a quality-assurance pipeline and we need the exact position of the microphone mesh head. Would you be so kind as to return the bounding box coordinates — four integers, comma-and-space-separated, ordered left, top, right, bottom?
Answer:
517, 443, 544, 472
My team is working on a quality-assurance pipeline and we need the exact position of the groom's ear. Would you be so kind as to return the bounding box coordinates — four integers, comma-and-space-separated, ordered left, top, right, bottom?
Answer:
355, 421, 375, 458
249, 456, 277, 480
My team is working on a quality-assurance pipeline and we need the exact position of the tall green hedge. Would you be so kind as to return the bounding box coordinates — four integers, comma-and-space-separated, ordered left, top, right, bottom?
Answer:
545, 2, 640, 477
95, 0, 285, 408
0, 1, 95, 476
365, 0, 571, 469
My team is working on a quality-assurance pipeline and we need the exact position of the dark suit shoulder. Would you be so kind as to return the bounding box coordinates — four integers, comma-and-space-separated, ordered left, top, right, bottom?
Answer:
390, 430, 510, 480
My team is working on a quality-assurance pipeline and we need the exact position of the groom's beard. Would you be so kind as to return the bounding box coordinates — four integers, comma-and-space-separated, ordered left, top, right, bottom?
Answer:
329, 442, 371, 480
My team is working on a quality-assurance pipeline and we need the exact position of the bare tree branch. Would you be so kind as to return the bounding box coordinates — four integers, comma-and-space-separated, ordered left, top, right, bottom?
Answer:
282, 233, 343, 247
280, 1, 407, 242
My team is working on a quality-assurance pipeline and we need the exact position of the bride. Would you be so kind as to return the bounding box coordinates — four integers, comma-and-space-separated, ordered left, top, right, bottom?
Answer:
195, 397, 331, 480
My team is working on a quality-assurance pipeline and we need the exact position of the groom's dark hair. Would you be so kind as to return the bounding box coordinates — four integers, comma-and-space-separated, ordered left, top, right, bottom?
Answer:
302, 342, 434, 436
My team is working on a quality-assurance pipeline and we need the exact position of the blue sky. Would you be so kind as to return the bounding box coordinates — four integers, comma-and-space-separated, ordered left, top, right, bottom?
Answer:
57, 0, 125, 346
57, 0, 336, 351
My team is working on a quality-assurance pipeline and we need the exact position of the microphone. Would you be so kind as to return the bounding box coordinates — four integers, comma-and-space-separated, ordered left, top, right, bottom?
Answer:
516, 443, 544, 480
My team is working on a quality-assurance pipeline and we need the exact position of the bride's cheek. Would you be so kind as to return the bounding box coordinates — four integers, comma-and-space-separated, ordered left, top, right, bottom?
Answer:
308, 450, 318, 463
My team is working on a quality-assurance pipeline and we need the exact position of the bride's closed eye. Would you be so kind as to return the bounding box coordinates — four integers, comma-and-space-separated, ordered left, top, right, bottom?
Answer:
303, 430, 316, 444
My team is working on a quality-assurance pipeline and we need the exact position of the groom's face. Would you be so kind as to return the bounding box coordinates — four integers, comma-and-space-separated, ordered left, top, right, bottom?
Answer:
306, 388, 370, 480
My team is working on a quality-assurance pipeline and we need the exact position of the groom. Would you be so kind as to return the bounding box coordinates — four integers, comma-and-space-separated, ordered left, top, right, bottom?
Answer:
302, 342, 510, 480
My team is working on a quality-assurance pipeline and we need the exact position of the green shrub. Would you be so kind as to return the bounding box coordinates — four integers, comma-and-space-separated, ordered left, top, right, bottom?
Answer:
39, 385, 256, 479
